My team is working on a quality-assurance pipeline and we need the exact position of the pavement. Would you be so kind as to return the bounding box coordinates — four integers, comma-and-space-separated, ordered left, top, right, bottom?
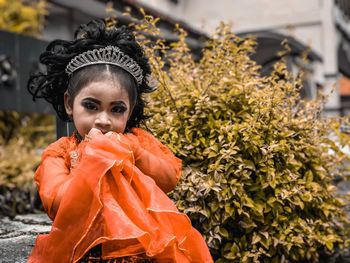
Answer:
0, 213, 51, 263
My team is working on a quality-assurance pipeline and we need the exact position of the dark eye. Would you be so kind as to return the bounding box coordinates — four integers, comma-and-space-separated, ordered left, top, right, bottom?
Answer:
82, 101, 98, 111
111, 105, 127, 113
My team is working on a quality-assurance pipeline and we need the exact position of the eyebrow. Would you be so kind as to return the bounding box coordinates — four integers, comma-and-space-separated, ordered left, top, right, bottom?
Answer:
82, 97, 127, 106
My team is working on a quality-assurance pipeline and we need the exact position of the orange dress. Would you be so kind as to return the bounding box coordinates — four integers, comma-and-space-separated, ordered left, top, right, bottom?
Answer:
28, 128, 213, 263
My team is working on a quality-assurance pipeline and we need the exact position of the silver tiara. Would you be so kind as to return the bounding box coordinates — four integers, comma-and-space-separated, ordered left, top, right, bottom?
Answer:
65, 46, 143, 85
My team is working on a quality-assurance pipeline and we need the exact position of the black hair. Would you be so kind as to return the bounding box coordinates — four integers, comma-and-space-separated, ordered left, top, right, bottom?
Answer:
27, 19, 153, 130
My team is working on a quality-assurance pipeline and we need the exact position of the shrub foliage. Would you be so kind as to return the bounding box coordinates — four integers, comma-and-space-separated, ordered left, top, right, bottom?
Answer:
0, 0, 46, 36
131, 12, 350, 262
0, 113, 54, 217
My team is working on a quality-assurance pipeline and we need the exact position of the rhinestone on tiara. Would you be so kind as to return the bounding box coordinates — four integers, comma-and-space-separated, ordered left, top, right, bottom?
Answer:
65, 46, 143, 85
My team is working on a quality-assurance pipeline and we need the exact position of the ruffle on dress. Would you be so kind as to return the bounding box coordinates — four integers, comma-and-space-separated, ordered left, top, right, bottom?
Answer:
28, 128, 212, 263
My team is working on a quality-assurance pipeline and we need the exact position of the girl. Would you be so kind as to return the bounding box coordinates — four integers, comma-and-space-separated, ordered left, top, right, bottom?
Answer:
27, 19, 212, 263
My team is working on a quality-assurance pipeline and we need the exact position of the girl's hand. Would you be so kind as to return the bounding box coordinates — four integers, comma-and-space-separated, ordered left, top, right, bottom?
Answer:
84, 128, 128, 149
85, 128, 106, 140
86, 128, 141, 159
104, 131, 142, 161
78, 128, 133, 164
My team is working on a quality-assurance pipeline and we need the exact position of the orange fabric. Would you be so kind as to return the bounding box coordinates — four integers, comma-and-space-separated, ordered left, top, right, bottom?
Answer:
28, 128, 212, 263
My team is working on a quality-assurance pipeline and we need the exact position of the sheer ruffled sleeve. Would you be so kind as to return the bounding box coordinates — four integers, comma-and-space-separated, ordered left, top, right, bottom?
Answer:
29, 129, 213, 263
34, 137, 75, 220
126, 128, 182, 192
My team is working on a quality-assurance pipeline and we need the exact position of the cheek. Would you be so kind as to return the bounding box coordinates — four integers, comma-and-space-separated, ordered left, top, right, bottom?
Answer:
73, 113, 94, 128
113, 115, 129, 132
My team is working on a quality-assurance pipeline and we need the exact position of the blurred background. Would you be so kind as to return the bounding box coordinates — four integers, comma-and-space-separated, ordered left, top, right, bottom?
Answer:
2, 0, 350, 117
2, 0, 350, 128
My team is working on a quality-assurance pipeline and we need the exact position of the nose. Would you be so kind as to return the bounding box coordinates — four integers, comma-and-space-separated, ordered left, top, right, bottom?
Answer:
94, 111, 111, 132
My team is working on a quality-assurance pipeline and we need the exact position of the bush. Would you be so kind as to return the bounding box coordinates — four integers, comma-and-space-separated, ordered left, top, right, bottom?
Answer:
0, 113, 55, 217
131, 14, 350, 262
0, 0, 46, 37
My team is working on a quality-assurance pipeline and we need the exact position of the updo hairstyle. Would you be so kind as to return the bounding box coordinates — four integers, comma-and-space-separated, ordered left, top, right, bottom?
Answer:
28, 19, 153, 130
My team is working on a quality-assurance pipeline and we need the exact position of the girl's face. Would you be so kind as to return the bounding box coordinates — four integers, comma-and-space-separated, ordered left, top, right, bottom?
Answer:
64, 78, 132, 137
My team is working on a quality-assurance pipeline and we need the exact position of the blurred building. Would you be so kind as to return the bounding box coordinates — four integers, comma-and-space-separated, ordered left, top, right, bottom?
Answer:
130, 0, 350, 116
2, 0, 350, 117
